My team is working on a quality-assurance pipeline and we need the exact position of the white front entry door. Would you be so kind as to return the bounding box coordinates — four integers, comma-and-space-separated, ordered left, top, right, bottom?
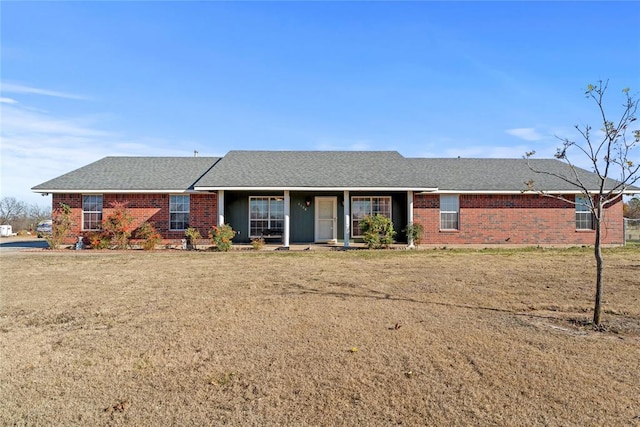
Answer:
315, 197, 337, 242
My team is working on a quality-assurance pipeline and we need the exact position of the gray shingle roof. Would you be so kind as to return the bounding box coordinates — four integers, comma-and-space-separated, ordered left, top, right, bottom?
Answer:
32, 152, 638, 194
32, 157, 220, 192
194, 151, 438, 189
405, 158, 629, 192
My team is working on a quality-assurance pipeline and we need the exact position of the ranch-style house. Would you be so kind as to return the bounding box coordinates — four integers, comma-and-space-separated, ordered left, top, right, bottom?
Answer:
32, 150, 636, 247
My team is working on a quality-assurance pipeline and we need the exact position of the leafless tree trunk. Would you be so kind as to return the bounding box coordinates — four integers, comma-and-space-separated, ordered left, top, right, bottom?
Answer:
525, 80, 639, 326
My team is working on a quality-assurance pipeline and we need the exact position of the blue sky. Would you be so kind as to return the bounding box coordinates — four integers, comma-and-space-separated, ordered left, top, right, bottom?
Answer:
2, 1, 639, 206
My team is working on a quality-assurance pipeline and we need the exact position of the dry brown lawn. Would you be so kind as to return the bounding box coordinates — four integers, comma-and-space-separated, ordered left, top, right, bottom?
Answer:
1, 247, 639, 426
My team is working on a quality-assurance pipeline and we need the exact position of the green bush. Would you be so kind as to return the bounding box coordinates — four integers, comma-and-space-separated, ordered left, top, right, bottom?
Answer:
210, 224, 236, 252
403, 223, 424, 247
360, 214, 396, 249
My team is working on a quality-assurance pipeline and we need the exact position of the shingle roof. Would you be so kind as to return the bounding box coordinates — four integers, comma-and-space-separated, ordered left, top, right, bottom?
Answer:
32, 152, 638, 194
31, 157, 220, 192
405, 158, 629, 192
194, 151, 438, 189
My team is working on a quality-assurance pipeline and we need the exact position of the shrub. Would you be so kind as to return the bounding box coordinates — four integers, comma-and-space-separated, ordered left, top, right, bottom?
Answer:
136, 222, 161, 251
210, 224, 236, 252
403, 223, 424, 247
251, 237, 265, 250
184, 227, 202, 250
45, 203, 74, 249
360, 214, 396, 249
102, 201, 134, 249
88, 231, 110, 249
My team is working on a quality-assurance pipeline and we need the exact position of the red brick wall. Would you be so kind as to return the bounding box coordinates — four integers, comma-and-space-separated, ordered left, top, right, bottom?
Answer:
413, 193, 624, 245
52, 192, 624, 246
52, 193, 218, 243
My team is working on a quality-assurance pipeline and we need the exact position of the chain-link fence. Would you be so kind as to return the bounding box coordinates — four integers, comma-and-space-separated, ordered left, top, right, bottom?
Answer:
625, 218, 640, 245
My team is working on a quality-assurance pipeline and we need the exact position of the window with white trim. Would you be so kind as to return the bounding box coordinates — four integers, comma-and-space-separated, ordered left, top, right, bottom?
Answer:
351, 196, 392, 237
575, 195, 594, 230
249, 196, 284, 237
170, 195, 190, 230
82, 195, 103, 230
440, 195, 459, 230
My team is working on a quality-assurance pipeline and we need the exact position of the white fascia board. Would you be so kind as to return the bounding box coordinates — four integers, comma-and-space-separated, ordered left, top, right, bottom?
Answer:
194, 186, 439, 192
32, 189, 196, 194
434, 189, 638, 195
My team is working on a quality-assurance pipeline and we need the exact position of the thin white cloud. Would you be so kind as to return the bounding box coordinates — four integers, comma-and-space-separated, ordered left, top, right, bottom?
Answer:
2, 104, 110, 137
505, 128, 543, 141
0, 94, 192, 207
1, 82, 89, 100
0, 97, 18, 104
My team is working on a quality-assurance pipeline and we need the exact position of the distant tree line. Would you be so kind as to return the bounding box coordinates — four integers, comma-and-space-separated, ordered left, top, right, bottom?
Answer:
0, 197, 51, 232
624, 197, 640, 219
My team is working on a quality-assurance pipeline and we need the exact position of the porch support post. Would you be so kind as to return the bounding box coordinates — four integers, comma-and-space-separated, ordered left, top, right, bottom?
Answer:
283, 190, 290, 248
407, 190, 415, 248
343, 190, 350, 248
217, 190, 225, 226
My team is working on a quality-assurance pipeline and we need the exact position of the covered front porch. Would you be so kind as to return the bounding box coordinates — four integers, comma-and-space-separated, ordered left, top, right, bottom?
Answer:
216, 190, 418, 248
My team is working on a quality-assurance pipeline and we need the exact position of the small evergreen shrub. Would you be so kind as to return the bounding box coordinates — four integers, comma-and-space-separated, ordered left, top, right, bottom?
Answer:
251, 237, 265, 250
360, 214, 396, 249
403, 223, 424, 247
210, 224, 236, 252
136, 222, 161, 251
185, 227, 202, 250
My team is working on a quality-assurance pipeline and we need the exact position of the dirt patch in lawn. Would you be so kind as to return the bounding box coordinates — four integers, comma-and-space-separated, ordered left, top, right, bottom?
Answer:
1, 247, 639, 426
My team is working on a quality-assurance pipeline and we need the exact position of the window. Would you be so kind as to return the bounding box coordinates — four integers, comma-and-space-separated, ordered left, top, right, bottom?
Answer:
82, 195, 103, 230
170, 195, 190, 230
440, 195, 459, 230
249, 196, 284, 237
351, 196, 392, 237
575, 195, 594, 230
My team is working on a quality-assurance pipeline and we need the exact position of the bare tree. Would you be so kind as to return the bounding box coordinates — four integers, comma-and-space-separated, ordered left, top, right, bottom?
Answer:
29, 204, 52, 227
525, 80, 639, 326
0, 197, 52, 232
0, 197, 27, 226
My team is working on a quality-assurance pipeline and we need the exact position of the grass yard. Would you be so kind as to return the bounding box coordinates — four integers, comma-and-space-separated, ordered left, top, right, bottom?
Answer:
1, 247, 639, 426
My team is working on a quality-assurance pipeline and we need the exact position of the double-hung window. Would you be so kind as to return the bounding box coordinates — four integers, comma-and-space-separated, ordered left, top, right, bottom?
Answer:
82, 195, 103, 230
351, 196, 392, 237
440, 195, 459, 230
575, 195, 594, 230
170, 195, 190, 230
249, 196, 284, 237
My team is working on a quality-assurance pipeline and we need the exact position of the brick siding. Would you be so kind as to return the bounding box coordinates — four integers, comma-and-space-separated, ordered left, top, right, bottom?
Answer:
52, 193, 218, 243
52, 192, 624, 246
413, 193, 624, 245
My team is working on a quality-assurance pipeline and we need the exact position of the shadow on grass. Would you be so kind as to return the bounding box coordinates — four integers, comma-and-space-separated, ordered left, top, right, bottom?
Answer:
285, 283, 640, 335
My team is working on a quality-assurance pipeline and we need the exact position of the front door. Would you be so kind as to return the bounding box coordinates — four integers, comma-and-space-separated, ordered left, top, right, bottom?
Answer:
315, 197, 337, 242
